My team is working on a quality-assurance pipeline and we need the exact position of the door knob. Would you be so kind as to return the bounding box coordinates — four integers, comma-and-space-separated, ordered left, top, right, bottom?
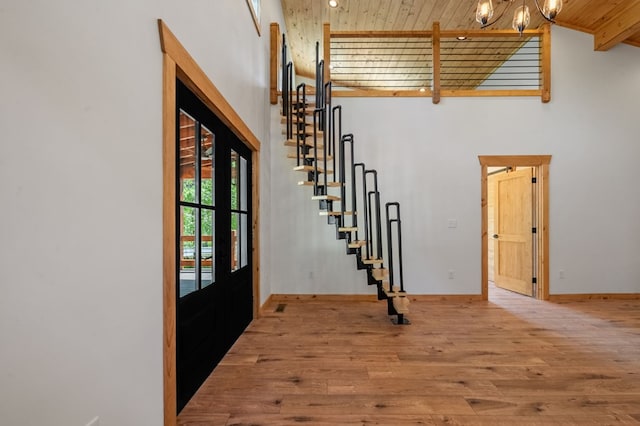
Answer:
493, 234, 499, 239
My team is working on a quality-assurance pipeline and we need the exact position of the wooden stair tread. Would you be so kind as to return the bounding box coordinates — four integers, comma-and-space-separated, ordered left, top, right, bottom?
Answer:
392, 296, 410, 314
319, 211, 354, 216
311, 195, 340, 201
372, 268, 389, 280
348, 240, 367, 248
282, 128, 324, 136
338, 226, 358, 232
293, 165, 333, 175
280, 113, 317, 122
381, 282, 410, 311
363, 257, 383, 265
298, 181, 342, 187
284, 139, 324, 148
287, 153, 333, 160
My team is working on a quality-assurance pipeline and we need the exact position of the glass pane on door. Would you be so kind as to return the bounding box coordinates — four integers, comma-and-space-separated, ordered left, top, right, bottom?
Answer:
231, 212, 240, 272
179, 110, 197, 203
201, 125, 215, 207
179, 206, 197, 297
201, 208, 214, 287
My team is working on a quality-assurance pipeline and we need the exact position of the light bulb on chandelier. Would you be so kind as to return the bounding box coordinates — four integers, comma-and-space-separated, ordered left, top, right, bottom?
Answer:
475, 0, 562, 34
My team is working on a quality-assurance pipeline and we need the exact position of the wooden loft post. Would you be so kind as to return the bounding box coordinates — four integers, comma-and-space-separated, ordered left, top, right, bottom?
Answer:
270, 23, 280, 105
432, 22, 441, 104
323, 23, 331, 85
541, 23, 551, 103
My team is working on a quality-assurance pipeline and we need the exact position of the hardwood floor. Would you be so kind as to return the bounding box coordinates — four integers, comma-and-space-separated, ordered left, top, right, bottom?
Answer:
178, 288, 640, 425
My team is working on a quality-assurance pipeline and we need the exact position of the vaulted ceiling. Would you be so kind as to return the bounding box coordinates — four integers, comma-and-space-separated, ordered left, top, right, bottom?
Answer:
281, 0, 640, 84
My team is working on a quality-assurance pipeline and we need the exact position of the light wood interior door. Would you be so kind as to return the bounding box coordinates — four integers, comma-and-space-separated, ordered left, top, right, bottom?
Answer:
493, 168, 533, 296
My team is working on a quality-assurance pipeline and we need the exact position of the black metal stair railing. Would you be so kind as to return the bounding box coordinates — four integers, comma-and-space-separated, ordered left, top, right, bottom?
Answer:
312, 107, 323, 197
364, 170, 383, 264
295, 83, 308, 168
279, 33, 409, 324
331, 105, 341, 184
338, 134, 358, 245
385, 202, 409, 324
385, 202, 405, 294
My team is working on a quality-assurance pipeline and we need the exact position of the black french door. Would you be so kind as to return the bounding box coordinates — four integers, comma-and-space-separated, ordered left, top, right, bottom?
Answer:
175, 80, 253, 412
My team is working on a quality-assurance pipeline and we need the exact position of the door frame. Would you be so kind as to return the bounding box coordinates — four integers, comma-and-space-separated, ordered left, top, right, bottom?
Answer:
159, 20, 261, 425
478, 155, 551, 301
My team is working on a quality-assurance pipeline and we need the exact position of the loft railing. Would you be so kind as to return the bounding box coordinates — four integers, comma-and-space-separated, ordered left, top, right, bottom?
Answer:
271, 22, 551, 104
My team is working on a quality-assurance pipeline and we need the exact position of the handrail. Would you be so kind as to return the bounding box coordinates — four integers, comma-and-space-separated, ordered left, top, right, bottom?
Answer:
281, 34, 287, 118
331, 105, 341, 182
364, 170, 383, 263
385, 202, 405, 293
295, 83, 307, 168
286, 62, 293, 140
354, 163, 366, 243
339, 134, 356, 229
312, 108, 323, 196
315, 42, 325, 128
322, 81, 332, 191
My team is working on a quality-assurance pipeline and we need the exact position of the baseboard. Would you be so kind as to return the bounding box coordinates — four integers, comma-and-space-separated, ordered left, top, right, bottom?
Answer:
268, 294, 378, 303
262, 293, 484, 305
409, 294, 484, 301
549, 293, 640, 301
258, 294, 274, 317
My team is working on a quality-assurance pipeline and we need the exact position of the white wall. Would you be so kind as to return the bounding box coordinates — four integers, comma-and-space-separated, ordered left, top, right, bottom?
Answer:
270, 26, 640, 296
0, 0, 284, 424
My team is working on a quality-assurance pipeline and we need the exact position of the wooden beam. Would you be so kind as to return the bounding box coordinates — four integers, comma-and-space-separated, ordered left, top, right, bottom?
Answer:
330, 29, 541, 39
594, 0, 640, 51
541, 23, 551, 103
440, 89, 540, 98
270, 23, 280, 105
432, 22, 441, 105
332, 89, 432, 97
330, 30, 433, 38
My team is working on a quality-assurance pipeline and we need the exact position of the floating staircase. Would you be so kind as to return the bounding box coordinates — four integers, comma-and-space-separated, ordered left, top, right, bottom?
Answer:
280, 37, 410, 325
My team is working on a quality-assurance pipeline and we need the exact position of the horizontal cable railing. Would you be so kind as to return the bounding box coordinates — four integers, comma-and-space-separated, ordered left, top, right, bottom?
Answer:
269, 22, 550, 104
325, 22, 549, 102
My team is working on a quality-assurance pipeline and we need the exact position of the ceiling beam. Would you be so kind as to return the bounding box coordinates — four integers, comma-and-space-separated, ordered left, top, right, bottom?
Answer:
594, 0, 640, 51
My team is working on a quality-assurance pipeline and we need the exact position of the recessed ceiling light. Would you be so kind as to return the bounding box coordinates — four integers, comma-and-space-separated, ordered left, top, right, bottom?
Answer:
419, 87, 426, 92
457, 36, 467, 41
328, 0, 338, 8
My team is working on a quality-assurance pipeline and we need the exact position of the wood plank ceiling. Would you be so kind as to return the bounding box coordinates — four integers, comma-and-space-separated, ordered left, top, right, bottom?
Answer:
281, 0, 640, 87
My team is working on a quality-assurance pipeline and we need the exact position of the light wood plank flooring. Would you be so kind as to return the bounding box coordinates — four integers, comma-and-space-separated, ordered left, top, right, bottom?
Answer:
178, 287, 640, 425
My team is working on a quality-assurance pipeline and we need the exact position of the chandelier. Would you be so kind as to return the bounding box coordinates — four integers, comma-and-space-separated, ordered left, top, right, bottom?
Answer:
476, 0, 562, 34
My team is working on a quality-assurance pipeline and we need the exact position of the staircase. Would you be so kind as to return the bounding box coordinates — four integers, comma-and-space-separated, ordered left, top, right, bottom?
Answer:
281, 37, 410, 325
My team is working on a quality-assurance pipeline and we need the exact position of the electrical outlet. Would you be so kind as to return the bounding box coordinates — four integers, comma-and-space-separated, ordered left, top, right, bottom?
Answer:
448, 270, 455, 279
447, 219, 457, 228
559, 270, 565, 279
86, 417, 100, 426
